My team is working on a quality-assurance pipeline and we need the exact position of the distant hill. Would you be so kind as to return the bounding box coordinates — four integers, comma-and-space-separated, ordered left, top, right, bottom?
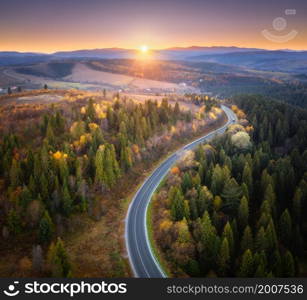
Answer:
0, 52, 49, 66
53, 48, 136, 59
1, 47, 307, 73
189, 50, 307, 73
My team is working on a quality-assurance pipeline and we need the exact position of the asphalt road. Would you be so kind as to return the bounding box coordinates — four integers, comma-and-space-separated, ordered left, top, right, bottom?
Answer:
125, 105, 238, 278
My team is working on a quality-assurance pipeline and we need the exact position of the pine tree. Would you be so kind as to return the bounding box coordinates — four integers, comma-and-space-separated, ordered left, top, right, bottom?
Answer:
95, 146, 104, 184
271, 249, 282, 277
254, 256, 267, 277
103, 145, 115, 188
211, 164, 224, 195
239, 249, 254, 277
238, 196, 249, 230
47, 238, 72, 277
197, 186, 212, 217
200, 211, 218, 270
170, 187, 185, 221
221, 177, 242, 214
241, 225, 253, 253
217, 237, 230, 276
255, 226, 266, 252
265, 218, 278, 252
282, 250, 295, 277
46, 121, 55, 145
292, 187, 302, 222
7, 209, 21, 234
222, 222, 234, 257
86, 99, 96, 121
263, 184, 276, 217
242, 162, 253, 198
62, 183, 72, 216
10, 159, 21, 188
182, 172, 192, 194
120, 145, 132, 171
279, 209, 292, 247
39, 210, 54, 243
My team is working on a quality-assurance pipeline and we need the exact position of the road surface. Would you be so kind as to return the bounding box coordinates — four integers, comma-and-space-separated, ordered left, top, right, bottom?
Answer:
125, 105, 238, 278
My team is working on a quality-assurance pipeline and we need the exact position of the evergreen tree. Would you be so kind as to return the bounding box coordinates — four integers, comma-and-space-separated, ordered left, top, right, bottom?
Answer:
292, 187, 302, 222
282, 250, 295, 277
47, 238, 72, 277
182, 172, 192, 194
222, 222, 234, 257
217, 237, 230, 276
239, 249, 254, 277
272, 249, 282, 277
39, 210, 54, 243
95, 146, 104, 184
211, 164, 224, 195
62, 183, 72, 216
170, 187, 185, 221
238, 196, 249, 230
103, 145, 115, 188
200, 211, 218, 270
86, 99, 96, 121
241, 226, 253, 253
221, 178, 242, 214
255, 226, 266, 252
242, 162, 253, 198
9, 159, 21, 188
279, 209, 292, 247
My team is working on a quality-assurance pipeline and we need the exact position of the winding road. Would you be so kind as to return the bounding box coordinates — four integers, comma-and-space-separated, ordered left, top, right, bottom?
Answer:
125, 105, 238, 278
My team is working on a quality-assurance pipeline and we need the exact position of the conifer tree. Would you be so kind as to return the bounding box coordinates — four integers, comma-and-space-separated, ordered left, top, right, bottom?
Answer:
47, 238, 72, 277
242, 162, 253, 197
217, 237, 230, 276
241, 225, 253, 253
279, 209, 292, 247
62, 183, 72, 216
255, 226, 266, 252
86, 99, 96, 121
39, 210, 54, 244
103, 145, 115, 188
282, 250, 295, 277
238, 196, 249, 230
9, 159, 21, 188
239, 249, 254, 277
95, 146, 104, 185
222, 222, 234, 256
170, 188, 185, 221
200, 211, 218, 268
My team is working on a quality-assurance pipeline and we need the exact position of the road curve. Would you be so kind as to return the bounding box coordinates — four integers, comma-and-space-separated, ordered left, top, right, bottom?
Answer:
125, 105, 238, 278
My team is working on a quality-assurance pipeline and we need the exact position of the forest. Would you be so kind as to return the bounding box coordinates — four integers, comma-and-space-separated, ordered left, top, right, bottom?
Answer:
151, 94, 307, 277
0, 90, 225, 277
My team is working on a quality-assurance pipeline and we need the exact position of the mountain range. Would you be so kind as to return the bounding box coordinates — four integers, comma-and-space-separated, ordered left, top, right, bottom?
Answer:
1, 46, 307, 73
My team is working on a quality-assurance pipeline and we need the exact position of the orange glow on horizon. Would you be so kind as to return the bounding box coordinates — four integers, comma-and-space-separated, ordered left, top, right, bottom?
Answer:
0, 41, 307, 54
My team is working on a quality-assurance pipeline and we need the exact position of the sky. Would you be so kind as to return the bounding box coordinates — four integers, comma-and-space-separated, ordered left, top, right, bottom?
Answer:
0, 0, 306, 53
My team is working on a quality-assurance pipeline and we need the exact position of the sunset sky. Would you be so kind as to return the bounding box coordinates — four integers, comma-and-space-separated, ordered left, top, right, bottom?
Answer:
0, 0, 306, 53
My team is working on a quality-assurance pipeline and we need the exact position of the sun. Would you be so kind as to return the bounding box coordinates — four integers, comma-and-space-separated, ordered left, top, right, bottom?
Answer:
140, 45, 148, 53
